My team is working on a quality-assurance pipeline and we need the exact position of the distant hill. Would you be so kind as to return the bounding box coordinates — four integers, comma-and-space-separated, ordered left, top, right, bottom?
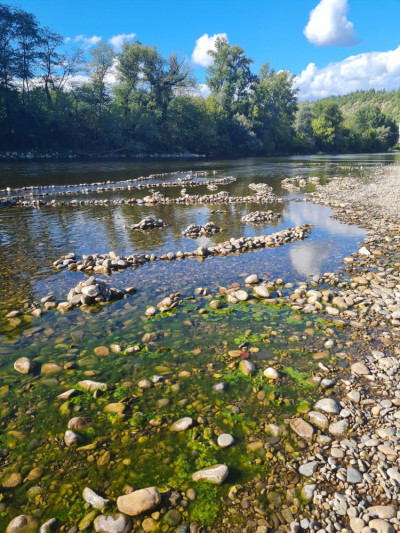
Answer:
317, 89, 400, 124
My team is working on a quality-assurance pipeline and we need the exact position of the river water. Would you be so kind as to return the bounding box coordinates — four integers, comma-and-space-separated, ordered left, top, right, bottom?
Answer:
0, 153, 398, 531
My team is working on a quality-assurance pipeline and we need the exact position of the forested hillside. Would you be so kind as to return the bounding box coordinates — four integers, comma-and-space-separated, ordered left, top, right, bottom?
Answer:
321, 89, 400, 124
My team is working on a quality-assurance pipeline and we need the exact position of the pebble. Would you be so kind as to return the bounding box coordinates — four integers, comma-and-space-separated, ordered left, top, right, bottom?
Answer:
192, 464, 229, 484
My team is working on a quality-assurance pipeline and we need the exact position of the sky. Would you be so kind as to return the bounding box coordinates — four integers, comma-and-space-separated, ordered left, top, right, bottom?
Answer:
15, 0, 400, 100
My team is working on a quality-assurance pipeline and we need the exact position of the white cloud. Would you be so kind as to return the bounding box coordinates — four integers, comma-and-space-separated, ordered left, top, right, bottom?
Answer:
64, 37, 71, 44
296, 45, 400, 100
108, 33, 136, 52
74, 34, 102, 48
304, 0, 358, 47
192, 33, 228, 67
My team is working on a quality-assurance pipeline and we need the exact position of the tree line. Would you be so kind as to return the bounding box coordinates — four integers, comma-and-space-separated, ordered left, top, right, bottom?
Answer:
0, 3, 398, 156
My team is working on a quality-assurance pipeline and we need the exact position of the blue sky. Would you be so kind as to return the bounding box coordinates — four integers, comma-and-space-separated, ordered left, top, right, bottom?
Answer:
16, 0, 400, 100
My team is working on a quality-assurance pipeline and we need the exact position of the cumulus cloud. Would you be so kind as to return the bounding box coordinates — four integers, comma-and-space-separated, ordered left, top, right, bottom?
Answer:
304, 0, 358, 47
192, 33, 228, 67
296, 45, 400, 100
108, 33, 136, 52
74, 34, 102, 48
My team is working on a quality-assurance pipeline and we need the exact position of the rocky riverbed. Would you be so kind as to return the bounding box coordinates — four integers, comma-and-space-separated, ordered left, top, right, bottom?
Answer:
2, 162, 400, 533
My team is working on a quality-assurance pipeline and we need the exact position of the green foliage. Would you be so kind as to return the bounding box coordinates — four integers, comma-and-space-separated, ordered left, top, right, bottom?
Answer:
190, 484, 222, 526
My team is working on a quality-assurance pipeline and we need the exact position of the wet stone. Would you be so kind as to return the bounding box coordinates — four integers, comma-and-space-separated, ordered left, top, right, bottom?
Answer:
14, 357, 34, 374
192, 464, 229, 484
83, 487, 111, 509
289, 418, 314, 441
6, 515, 39, 533
116, 487, 161, 516
93, 514, 132, 533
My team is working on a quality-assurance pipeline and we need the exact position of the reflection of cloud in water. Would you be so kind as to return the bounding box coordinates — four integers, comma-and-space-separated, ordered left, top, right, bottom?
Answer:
284, 202, 365, 238
289, 240, 331, 278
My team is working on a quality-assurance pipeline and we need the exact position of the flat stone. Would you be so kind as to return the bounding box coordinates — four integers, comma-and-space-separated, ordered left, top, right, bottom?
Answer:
117, 487, 161, 516
67, 417, 92, 430
41, 363, 62, 373
57, 388, 78, 400
78, 380, 108, 391
94, 346, 110, 356
351, 362, 370, 375
93, 513, 132, 533
329, 419, 349, 437
2, 472, 22, 488
289, 418, 314, 441
299, 461, 318, 477
350, 517, 366, 533
347, 390, 361, 403
192, 464, 229, 484
171, 417, 193, 432
368, 519, 394, 533
367, 507, 396, 520
314, 398, 341, 414
308, 411, 329, 429
83, 487, 111, 509
104, 403, 125, 414
347, 467, 363, 484
377, 445, 397, 456
387, 468, 400, 483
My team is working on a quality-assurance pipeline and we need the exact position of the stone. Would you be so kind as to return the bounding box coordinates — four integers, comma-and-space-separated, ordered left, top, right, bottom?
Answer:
254, 285, 270, 298
329, 419, 349, 437
64, 430, 81, 446
368, 519, 394, 533
57, 388, 78, 400
93, 514, 132, 533
116, 487, 161, 516
104, 403, 125, 414
192, 464, 229, 484
326, 306, 340, 316
14, 357, 34, 374
39, 518, 58, 533
67, 417, 92, 430
83, 487, 111, 509
347, 390, 361, 403
350, 517, 366, 533
2, 472, 22, 488
239, 359, 256, 375
299, 461, 318, 477
301, 484, 316, 500
351, 362, 370, 375
164, 509, 182, 526
6, 515, 39, 533
289, 418, 314, 441
94, 346, 110, 356
217, 433, 235, 448
145, 307, 157, 317
78, 380, 108, 391
387, 468, 400, 483
347, 467, 363, 484
234, 290, 248, 301
245, 275, 259, 284
171, 417, 193, 432
314, 398, 341, 414
367, 507, 396, 520
264, 367, 280, 379
308, 411, 329, 429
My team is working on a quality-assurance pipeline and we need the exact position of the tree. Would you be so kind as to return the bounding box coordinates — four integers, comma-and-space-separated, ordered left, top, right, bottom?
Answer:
294, 101, 315, 151
38, 27, 64, 104
206, 36, 256, 115
89, 41, 114, 117
312, 101, 344, 151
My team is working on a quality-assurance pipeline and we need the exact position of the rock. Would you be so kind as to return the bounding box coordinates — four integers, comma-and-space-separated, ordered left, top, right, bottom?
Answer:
93, 514, 132, 533
14, 357, 34, 374
264, 367, 280, 379
78, 380, 108, 391
64, 430, 81, 446
254, 285, 270, 298
308, 411, 328, 429
347, 467, 363, 484
192, 464, 229, 484
83, 487, 111, 509
289, 418, 314, 441
145, 307, 157, 317
314, 398, 341, 414
94, 346, 110, 356
368, 519, 394, 533
326, 306, 340, 316
2, 472, 22, 488
234, 290, 248, 301
57, 388, 78, 400
359, 246, 371, 256
41, 363, 62, 373
299, 461, 318, 477
301, 484, 316, 500
351, 362, 370, 375
387, 468, 400, 483
245, 275, 259, 284
116, 487, 161, 516
171, 417, 193, 432
39, 518, 58, 533
209, 300, 222, 309
217, 433, 235, 448
347, 390, 361, 403
367, 507, 396, 520
67, 417, 92, 430
6, 515, 39, 533
164, 509, 182, 526
329, 419, 349, 436
350, 517, 366, 533
239, 359, 256, 375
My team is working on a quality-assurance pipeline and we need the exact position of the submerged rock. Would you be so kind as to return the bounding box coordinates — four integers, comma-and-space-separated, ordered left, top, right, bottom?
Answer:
192, 464, 229, 484
6, 515, 39, 533
83, 487, 111, 509
93, 514, 132, 533
14, 357, 34, 374
117, 487, 161, 516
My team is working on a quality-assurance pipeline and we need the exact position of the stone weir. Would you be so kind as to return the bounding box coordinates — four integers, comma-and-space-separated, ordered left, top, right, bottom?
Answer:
53, 224, 313, 276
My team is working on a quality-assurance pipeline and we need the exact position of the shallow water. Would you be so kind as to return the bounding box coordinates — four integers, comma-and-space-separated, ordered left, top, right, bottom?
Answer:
0, 153, 397, 530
